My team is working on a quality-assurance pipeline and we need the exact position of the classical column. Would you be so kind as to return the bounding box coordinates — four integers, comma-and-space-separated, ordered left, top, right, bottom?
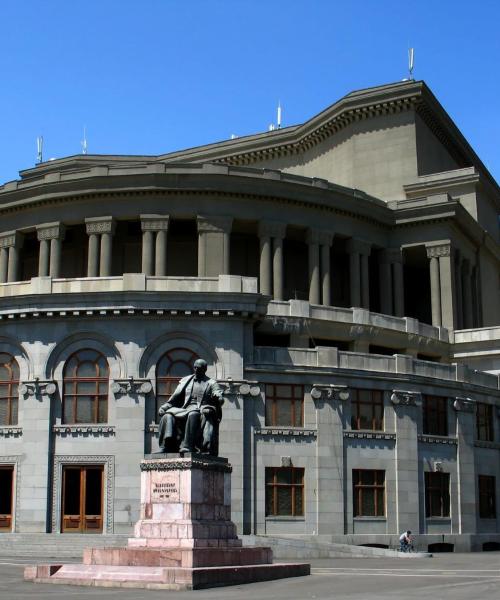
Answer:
37, 222, 65, 278
197, 216, 233, 277
258, 223, 272, 295
87, 233, 99, 277
454, 250, 463, 329
347, 240, 361, 308
393, 260, 405, 318
0, 247, 7, 283
273, 234, 284, 301
426, 247, 442, 327
141, 230, 154, 276
319, 232, 333, 306
100, 232, 113, 276
426, 243, 456, 330
379, 250, 394, 315
38, 238, 50, 277
3, 232, 23, 283
141, 215, 170, 276
85, 217, 115, 277
462, 260, 473, 329
306, 229, 320, 305
347, 239, 370, 309
380, 248, 404, 317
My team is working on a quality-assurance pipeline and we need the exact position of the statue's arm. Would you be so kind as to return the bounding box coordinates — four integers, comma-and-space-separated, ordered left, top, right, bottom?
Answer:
157, 378, 188, 416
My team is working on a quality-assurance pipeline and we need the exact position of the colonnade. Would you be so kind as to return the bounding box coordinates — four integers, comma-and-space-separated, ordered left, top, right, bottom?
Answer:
2, 215, 482, 329
425, 243, 479, 330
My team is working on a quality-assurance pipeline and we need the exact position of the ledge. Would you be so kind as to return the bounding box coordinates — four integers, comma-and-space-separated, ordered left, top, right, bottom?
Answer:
344, 431, 396, 441
0, 426, 22, 437
474, 440, 500, 450
418, 434, 457, 445
52, 425, 116, 436
255, 428, 317, 437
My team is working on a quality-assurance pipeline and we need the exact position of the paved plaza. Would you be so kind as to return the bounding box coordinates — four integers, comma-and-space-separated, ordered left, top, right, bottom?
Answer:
1, 553, 500, 599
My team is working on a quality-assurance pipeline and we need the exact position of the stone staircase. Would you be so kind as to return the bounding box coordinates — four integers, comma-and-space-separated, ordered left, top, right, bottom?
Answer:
0, 533, 129, 558
0, 533, 427, 560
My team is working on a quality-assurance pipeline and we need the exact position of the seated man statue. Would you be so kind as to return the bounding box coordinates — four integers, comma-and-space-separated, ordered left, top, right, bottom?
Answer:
157, 359, 224, 456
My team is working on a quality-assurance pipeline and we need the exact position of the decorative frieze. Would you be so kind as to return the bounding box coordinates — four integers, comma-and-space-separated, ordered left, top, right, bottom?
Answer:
140, 456, 232, 474
255, 428, 317, 438
344, 431, 396, 441
197, 215, 233, 234
111, 378, 153, 396
453, 397, 475, 413
474, 440, 500, 450
0, 231, 23, 249
36, 222, 65, 241
390, 389, 422, 406
346, 238, 371, 256
418, 434, 458, 445
0, 426, 22, 437
52, 425, 116, 435
425, 243, 451, 259
140, 214, 170, 231
85, 217, 116, 235
19, 379, 57, 398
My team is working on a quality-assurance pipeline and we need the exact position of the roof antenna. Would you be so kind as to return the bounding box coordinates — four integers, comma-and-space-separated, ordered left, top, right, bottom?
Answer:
81, 126, 88, 154
36, 136, 44, 164
408, 47, 415, 80
277, 101, 282, 129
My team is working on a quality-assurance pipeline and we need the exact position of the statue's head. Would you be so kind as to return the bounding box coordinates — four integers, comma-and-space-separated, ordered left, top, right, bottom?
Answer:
193, 359, 208, 378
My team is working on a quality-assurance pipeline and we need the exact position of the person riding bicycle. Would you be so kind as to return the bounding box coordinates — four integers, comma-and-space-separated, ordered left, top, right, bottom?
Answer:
399, 530, 413, 551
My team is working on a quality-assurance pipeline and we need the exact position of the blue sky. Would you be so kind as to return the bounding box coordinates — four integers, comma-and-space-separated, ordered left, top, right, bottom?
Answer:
0, 0, 499, 185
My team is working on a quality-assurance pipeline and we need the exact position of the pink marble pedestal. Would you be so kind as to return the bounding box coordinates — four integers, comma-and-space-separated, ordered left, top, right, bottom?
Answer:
25, 454, 309, 590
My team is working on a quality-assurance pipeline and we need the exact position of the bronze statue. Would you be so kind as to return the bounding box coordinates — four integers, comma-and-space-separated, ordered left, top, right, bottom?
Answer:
157, 359, 224, 456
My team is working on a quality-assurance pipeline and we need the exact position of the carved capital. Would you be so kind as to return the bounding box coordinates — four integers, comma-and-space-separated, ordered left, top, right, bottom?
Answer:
346, 238, 371, 256
453, 397, 475, 413
0, 231, 23, 249
19, 379, 57, 398
140, 214, 170, 232
311, 384, 349, 403
306, 229, 334, 246
390, 389, 422, 406
426, 243, 451, 259
85, 217, 116, 235
197, 215, 233, 234
111, 378, 152, 396
219, 378, 260, 399
258, 220, 287, 240
36, 222, 65, 241
380, 248, 403, 264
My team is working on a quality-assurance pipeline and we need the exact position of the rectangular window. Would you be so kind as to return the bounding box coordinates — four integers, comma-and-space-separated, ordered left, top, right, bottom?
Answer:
265, 384, 304, 427
476, 403, 494, 442
0, 385, 18, 426
352, 469, 385, 517
351, 389, 383, 431
479, 475, 496, 519
423, 396, 448, 436
425, 472, 450, 517
265, 467, 304, 517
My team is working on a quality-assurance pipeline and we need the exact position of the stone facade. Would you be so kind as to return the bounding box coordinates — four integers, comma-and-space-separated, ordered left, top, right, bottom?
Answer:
0, 80, 499, 552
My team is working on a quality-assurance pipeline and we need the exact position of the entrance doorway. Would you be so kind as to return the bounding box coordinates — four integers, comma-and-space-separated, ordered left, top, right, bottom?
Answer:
61, 465, 104, 533
0, 466, 14, 531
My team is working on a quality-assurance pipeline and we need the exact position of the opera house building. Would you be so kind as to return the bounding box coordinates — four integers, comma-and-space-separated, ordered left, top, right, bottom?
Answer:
0, 80, 499, 553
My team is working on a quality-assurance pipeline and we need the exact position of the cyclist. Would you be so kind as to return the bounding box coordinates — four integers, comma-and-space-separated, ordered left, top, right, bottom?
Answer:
399, 530, 413, 552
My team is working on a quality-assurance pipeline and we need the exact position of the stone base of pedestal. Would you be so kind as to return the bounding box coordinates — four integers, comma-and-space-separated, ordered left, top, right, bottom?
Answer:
24, 455, 310, 589
25, 561, 310, 590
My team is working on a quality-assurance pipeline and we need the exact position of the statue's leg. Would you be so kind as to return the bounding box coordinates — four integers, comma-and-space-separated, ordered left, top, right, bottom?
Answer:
200, 415, 214, 455
158, 413, 178, 452
180, 411, 201, 452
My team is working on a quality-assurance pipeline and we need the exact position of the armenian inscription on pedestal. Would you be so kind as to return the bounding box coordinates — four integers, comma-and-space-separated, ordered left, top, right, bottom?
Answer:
150, 471, 180, 502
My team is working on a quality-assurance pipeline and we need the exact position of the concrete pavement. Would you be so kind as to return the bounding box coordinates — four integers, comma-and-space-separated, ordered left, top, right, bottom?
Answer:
1, 553, 500, 599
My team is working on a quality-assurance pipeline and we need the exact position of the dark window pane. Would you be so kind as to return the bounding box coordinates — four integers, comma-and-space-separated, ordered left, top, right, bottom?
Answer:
361, 489, 375, 516
275, 385, 292, 398
77, 361, 97, 378
276, 400, 292, 426
63, 469, 81, 515
277, 487, 292, 515
75, 397, 93, 423
98, 399, 107, 423
276, 469, 292, 485
0, 400, 8, 425
10, 397, 18, 425
294, 487, 303, 516
85, 469, 103, 515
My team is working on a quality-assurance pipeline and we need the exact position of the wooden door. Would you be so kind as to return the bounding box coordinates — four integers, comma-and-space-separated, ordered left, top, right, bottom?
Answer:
62, 465, 103, 533
0, 466, 14, 531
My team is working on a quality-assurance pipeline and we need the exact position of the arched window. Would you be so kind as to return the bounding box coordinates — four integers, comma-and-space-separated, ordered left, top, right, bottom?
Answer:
0, 353, 19, 426
63, 349, 109, 424
155, 348, 198, 420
